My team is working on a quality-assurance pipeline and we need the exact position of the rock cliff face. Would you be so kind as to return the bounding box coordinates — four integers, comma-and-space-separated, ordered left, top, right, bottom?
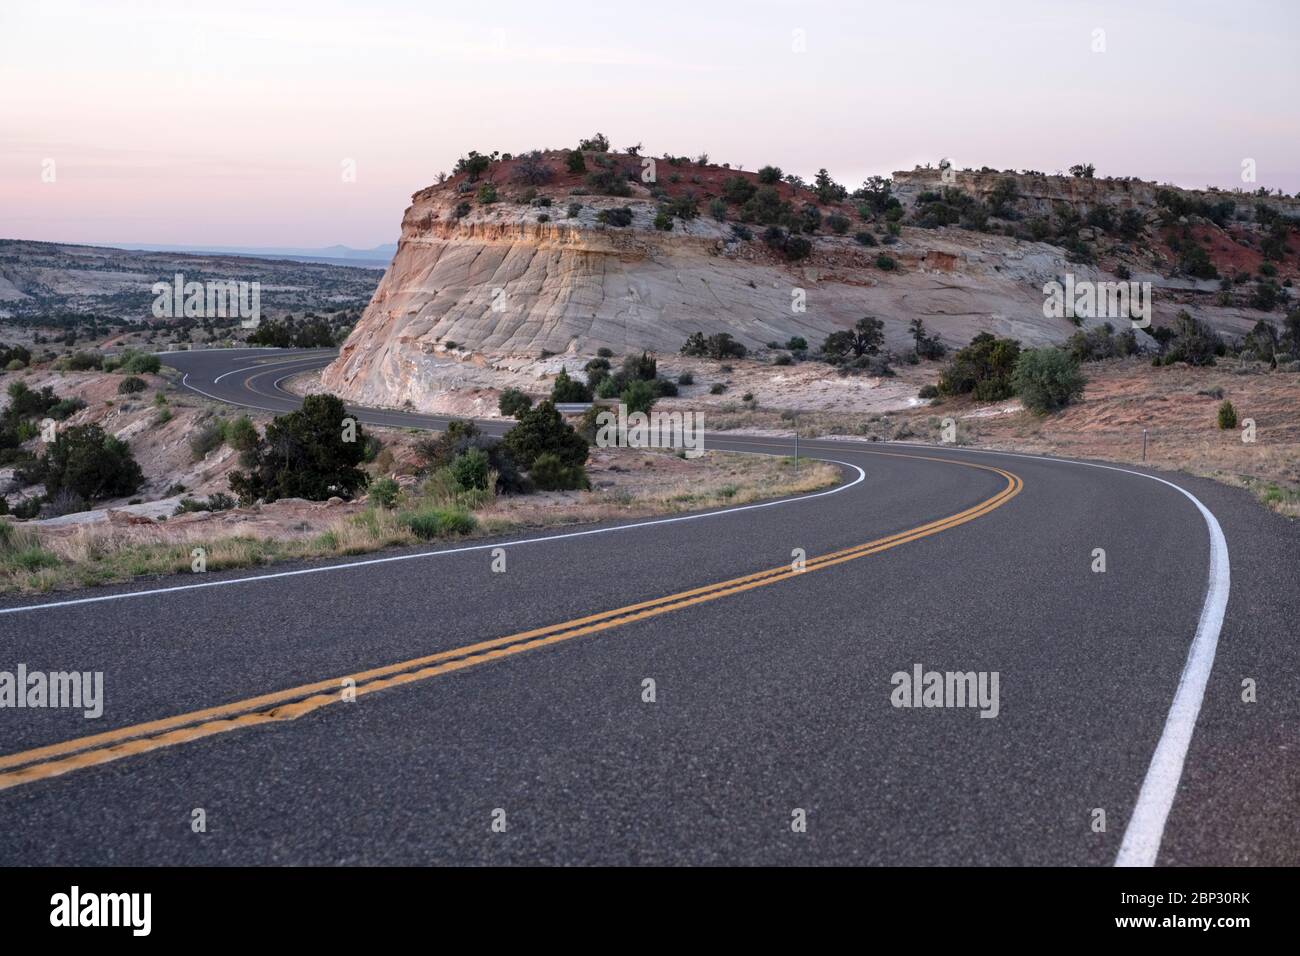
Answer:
322, 153, 1291, 411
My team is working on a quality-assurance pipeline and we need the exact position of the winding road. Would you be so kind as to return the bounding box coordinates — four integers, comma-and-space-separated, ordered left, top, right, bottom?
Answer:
1, 348, 1296, 866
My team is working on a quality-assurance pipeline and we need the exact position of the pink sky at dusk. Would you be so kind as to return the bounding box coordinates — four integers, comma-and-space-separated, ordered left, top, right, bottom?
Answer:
2, 0, 1296, 249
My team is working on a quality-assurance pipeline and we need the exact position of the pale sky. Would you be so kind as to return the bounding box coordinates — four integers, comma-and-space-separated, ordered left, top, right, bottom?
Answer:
2, 0, 1296, 248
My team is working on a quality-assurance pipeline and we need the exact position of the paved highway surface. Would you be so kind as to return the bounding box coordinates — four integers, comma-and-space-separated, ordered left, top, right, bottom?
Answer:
0, 349, 1295, 865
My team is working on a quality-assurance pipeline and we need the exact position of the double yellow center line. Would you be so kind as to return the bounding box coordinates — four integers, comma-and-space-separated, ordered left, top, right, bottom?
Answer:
0, 452, 1021, 792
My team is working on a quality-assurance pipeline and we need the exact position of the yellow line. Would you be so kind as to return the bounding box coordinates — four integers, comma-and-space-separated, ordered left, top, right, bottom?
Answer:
0, 453, 1021, 792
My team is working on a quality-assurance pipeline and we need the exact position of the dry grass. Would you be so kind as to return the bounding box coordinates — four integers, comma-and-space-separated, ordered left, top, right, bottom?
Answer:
0, 450, 840, 594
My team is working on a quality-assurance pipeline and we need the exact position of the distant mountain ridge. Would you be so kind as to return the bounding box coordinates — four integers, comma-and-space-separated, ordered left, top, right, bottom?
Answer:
98, 242, 397, 267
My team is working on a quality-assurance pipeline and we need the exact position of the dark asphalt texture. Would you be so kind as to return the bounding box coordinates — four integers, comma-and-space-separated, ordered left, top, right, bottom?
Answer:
0, 349, 1294, 865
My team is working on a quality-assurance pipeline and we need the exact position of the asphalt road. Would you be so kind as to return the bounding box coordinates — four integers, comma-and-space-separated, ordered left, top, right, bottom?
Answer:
0, 348, 1295, 866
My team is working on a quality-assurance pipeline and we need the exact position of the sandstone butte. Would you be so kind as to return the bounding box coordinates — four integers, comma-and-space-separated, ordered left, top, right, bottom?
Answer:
321, 150, 1299, 411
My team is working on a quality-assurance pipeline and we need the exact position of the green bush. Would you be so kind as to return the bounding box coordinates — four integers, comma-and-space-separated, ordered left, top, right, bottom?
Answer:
117, 376, 147, 395
597, 206, 634, 227
227, 415, 259, 453
369, 477, 400, 508
228, 394, 369, 503
709, 383, 726, 395
918, 384, 940, 399
621, 378, 656, 414
66, 351, 103, 371
498, 387, 533, 418
1011, 348, 1087, 413
680, 331, 746, 360
476, 183, 498, 204
450, 447, 491, 491
678, 371, 694, 385
400, 505, 476, 539
111, 349, 161, 375
23, 424, 143, 502
550, 368, 593, 402
1217, 400, 1238, 430
530, 451, 589, 491
502, 400, 589, 473
190, 419, 227, 461
939, 333, 1023, 402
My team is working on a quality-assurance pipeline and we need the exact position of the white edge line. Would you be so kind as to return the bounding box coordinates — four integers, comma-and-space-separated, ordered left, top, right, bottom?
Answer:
886, 441, 1229, 868
0, 456, 865, 617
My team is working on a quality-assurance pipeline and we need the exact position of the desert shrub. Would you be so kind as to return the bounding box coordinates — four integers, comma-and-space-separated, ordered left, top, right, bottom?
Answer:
1011, 348, 1087, 413
228, 394, 369, 503
565, 150, 586, 174
620, 378, 656, 415
48, 397, 85, 421
450, 447, 491, 491
826, 213, 851, 235
453, 202, 471, 218
773, 353, 793, 366
757, 165, 783, 184
821, 317, 885, 363
854, 231, 877, 246
909, 318, 946, 359
190, 419, 228, 460
550, 368, 593, 403
709, 197, 728, 220
369, 477, 400, 508
939, 333, 1022, 402
710, 383, 726, 395
1217, 400, 1238, 430
24, 424, 142, 502
227, 415, 259, 453
681, 331, 746, 360
1162, 310, 1223, 366
620, 351, 657, 382
875, 254, 897, 270
110, 349, 161, 374
918, 384, 940, 399
66, 351, 103, 371
597, 206, 634, 227
678, 371, 694, 385
476, 183, 498, 204
651, 378, 678, 397
722, 176, 757, 205
586, 170, 632, 197
512, 150, 553, 186
400, 505, 476, 539
529, 451, 589, 491
498, 387, 533, 418
502, 400, 589, 474
117, 375, 147, 395
596, 347, 614, 358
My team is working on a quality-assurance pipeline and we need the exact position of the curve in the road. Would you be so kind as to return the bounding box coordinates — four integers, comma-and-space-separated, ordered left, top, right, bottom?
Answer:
0, 348, 1233, 867
0, 456, 1020, 790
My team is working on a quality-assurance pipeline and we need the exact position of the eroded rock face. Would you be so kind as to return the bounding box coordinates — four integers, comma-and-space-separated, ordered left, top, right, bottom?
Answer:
323, 157, 1285, 411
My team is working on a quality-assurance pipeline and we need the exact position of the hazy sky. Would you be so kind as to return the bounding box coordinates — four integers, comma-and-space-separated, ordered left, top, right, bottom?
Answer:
2, 0, 1296, 248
